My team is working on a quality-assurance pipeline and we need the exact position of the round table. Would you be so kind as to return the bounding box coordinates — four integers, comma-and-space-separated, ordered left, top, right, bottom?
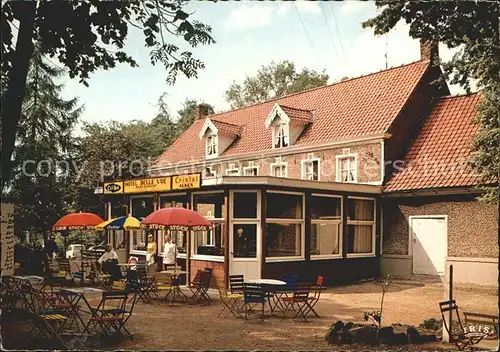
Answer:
247, 279, 286, 286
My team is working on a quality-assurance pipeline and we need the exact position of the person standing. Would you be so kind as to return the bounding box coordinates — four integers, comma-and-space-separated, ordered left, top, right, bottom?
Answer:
146, 234, 157, 268
163, 233, 176, 270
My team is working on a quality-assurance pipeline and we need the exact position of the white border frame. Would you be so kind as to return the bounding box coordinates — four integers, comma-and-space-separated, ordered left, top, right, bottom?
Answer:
190, 190, 225, 262
226, 163, 240, 176
229, 190, 262, 276
346, 196, 377, 258
301, 157, 321, 181
310, 193, 343, 260
336, 153, 358, 183
270, 161, 288, 178
243, 165, 259, 176
129, 194, 155, 256
409, 215, 448, 276
265, 190, 306, 263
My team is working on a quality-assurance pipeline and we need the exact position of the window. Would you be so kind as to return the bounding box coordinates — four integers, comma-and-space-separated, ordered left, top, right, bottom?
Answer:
337, 155, 357, 182
347, 198, 375, 255
302, 159, 320, 181
206, 134, 218, 157
310, 195, 342, 258
231, 191, 259, 259
243, 166, 259, 176
226, 164, 240, 176
130, 196, 154, 252
110, 202, 127, 218
271, 162, 287, 177
192, 192, 225, 258
266, 192, 304, 259
274, 122, 289, 148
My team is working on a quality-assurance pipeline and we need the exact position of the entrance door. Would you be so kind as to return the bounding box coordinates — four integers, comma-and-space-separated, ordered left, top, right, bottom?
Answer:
229, 191, 261, 280
411, 216, 447, 276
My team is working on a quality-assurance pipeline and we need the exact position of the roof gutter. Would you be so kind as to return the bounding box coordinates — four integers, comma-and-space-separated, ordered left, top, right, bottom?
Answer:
150, 133, 391, 174
382, 186, 483, 198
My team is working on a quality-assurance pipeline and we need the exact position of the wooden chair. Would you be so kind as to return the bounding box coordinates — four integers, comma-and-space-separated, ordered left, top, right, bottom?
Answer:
281, 283, 311, 322
242, 283, 266, 322
439, 300, 493, 350
303, 275, 325, 318
229, 274, 244, 294
88, 291, 129, 342
57, 259, 80, 286
217, 286, 242, 318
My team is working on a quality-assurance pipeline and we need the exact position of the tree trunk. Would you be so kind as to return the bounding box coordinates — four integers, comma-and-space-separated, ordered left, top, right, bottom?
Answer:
1, 1, 36, 188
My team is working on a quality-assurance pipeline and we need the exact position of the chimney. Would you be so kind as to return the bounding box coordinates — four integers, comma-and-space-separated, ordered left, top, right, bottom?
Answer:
420, 38, 439, 62
194, 103, 211, 120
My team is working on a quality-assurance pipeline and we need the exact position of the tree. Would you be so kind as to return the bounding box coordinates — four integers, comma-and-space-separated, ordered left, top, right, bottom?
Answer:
176, 98, 215, 133
4, 49, 82, 242
363, 1, 500, 203
225, 60, 329, 109
1, 0, 215, 188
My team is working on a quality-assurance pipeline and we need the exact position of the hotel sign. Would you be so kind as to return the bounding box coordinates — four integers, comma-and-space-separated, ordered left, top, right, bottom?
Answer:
172, 173, 201, 190
103, 173, 201, 194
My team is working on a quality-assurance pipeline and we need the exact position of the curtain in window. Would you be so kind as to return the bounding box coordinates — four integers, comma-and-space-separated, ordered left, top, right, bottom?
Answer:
353, 225, 372, 252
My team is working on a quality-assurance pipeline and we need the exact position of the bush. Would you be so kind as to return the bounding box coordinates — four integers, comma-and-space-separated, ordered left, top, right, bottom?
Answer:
14, 242, 46, 275
419, 318, 442, 331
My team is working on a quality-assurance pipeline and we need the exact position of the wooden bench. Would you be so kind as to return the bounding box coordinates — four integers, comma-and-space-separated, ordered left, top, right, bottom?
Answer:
463, 311, 498, 338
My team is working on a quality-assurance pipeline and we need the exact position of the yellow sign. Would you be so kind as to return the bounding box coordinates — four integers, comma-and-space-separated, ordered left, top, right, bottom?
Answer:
172, 173, 201, 190
123, 177, 171, 194
104, 182, 123, 194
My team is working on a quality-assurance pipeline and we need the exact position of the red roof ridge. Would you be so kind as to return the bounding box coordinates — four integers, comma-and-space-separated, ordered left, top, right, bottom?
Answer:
209, 118, 241, 127
203, 59, 429, 121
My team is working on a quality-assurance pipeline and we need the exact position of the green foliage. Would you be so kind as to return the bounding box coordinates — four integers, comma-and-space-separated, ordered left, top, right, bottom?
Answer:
419, 318, 442, 331
225, 60, 329, 109
54, 230, 103, 251
363, 1, 500, 202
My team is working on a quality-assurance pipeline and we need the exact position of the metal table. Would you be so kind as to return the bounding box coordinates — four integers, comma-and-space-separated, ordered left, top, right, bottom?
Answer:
60, 287, 105, 335
246, 279, 287, 314
159, 270, 188, 303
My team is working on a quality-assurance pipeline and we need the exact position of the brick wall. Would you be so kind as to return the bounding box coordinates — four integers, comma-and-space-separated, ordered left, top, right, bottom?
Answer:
190, 259, 225, 288
383, 195, 498, 257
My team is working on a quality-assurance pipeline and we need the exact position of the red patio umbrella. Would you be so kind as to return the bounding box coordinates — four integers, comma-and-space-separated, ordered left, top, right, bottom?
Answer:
53, 212, 105, 231
141, 207, 212, 230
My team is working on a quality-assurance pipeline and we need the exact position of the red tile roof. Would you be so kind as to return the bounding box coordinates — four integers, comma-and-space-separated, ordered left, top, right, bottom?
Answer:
385, 93, 481, 192
279, 105, 314, 125
210, 119, 242, 138
154, 60, 430, 166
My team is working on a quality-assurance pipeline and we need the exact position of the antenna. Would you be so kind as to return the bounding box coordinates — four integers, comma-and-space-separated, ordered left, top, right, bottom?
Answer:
385, 34, 388, 69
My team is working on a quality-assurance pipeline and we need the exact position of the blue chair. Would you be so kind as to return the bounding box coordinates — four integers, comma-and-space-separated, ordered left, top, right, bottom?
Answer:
242, 283, 266, 321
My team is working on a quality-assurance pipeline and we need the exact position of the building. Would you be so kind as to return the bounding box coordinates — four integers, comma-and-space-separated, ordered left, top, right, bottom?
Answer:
102, 40, 497, 288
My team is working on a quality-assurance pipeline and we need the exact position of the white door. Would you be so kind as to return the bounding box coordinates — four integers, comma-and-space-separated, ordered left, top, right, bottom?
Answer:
411, 217, 447, 276
229, 191, 261, 280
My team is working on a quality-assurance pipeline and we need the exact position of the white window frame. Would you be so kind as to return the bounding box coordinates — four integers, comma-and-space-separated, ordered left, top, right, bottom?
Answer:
243, 165, 259, 176
310, 194, 343, 260
346, 196, 376, 258
301, 158, 321, 181
226, 163, 240, 176
273, 121, 289, 149
265, 190, 305, 263
336, 153, 358, 183
158, 192, 187, 258
129, 194, 155, 256
270, 161, 288, 178
190, 190, 225, 262
206, 134, 218, 158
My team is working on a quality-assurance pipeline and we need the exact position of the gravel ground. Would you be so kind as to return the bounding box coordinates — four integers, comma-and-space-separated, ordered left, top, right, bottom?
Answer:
2, 279, 497, 350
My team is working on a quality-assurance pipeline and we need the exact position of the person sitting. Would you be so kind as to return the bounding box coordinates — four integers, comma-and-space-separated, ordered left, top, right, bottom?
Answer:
98, 244, 121, 281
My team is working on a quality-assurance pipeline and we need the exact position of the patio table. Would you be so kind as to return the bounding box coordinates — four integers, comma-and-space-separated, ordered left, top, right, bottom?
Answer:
60, 287, 105, 336
159, 270, 188, 303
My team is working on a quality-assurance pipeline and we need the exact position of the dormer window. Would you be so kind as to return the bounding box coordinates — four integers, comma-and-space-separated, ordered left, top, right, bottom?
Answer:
206, 134, 218, 157
274, 122, 289, 148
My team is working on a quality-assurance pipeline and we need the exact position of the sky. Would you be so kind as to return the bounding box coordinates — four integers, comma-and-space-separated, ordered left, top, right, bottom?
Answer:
61, 0, 463, 130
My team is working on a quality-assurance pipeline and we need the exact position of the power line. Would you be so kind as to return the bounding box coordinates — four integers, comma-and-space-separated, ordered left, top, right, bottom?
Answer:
319, 1, 340, 61
329, 1, 345, 56
293, 2, 321, 64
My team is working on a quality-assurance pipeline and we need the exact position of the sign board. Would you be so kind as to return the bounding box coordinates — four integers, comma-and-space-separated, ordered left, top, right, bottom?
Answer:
123, 176, 171, 194
172, 173, 201, 190
1, 203, 15, 276
104, 181, 123, 194
103, 173, 201, 195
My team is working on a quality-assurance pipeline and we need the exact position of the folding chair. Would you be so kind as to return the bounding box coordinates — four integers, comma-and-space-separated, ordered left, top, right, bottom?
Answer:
25, 290, 69, 348
88, 291, 129, 342
189, 268, 213, 305
281, 283, 311, 322
303, 275, 324, 318
153, 273, 174, 303
229, 274, 244, 294
242, 283, 266, 322
58, 259, 82, 286
92, 262, 113, 289
272, 275, 298, 313
217, 286, 241, 318
126, 267, 154, 303
439, 300, 490, 350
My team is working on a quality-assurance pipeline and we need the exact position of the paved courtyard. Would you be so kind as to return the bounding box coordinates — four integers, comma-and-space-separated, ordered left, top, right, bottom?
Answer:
2, 279, 497, 350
